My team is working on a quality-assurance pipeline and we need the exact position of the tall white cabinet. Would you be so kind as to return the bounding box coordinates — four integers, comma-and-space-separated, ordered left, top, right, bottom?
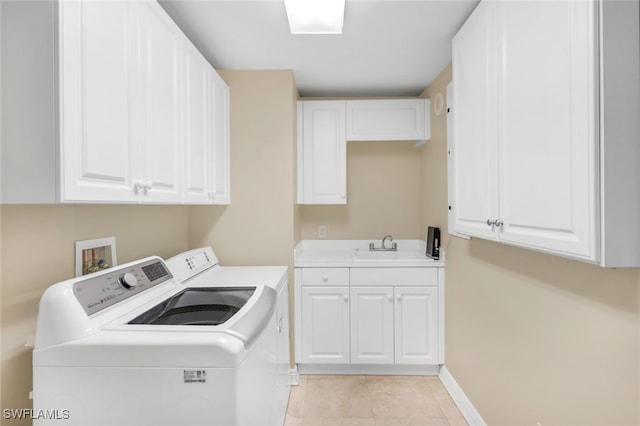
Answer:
1, 0, 230, 205
451, 0, 640, 267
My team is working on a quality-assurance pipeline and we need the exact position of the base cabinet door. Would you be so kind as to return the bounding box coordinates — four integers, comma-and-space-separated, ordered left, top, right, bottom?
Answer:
350, 287, 394, 364
301, 287, 350, 364
394, 287, 438, 365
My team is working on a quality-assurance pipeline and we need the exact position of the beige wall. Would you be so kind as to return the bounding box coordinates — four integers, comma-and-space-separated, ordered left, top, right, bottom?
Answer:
300, 141, 424, 240
424, 64, 640, 425
188, 70, 298, 267
1, 205, 189, 424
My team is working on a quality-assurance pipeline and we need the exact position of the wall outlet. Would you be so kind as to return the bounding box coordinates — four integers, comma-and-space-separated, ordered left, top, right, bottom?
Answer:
318, 225, 328, 239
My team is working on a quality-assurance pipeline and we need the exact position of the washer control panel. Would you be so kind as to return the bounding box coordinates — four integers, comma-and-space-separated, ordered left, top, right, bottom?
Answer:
73, 259, 173, 316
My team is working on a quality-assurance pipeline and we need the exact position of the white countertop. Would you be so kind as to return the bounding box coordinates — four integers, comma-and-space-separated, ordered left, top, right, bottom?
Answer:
294, 240, 444, 268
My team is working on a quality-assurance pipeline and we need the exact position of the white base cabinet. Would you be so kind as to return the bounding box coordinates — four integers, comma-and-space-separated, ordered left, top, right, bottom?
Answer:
350, 287, 395, 364
394, 287, 438, 365
296, 264, 443, 371
1, 0, 230, 205
300, 286, 350, 364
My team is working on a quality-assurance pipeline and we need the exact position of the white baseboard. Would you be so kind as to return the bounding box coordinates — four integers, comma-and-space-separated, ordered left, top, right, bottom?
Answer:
438, 365, 487, 426
288, 366, 300, 386
298, 363, 440, 376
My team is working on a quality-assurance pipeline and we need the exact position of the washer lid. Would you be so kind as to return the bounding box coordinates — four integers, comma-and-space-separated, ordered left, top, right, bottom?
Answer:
128, 287, 255, 326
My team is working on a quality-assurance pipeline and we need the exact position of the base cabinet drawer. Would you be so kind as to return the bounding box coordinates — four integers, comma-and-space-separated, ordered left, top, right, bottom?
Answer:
300, 267, 350, 286
350, 267, 438, 286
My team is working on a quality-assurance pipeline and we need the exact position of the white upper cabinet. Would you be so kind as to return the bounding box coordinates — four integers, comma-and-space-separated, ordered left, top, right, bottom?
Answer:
181, 41, 230, 205
210, 72, 231, 205
1, 0, 230, 205
298, 101, 347, 205
138, 1, 183, 203
496, 0, 596, 257
450, 0, 499, 241
182, 41, 212, 205
58, 0, 141, 203
346, 99, 430, 142
297, 98, 430, 205
451, 0, 640, 267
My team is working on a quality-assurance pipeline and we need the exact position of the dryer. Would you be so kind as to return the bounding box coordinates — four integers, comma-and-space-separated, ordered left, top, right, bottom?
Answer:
166, 247, 291, 426
33, 253, 287, 426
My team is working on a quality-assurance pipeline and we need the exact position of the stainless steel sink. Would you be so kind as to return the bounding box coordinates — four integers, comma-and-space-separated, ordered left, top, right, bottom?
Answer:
352, 250, 426, 261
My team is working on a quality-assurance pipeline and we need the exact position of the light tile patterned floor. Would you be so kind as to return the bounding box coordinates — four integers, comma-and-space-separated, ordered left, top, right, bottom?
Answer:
285, 375, 468, 426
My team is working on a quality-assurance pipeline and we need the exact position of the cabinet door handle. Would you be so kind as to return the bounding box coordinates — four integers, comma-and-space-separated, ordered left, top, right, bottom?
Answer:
323, 275, 329, 282
387, 294, 393, 302
396, 295, 402, 303
343, 295, 349, 302
495, 220, 504, 227
486, 219, 495, 226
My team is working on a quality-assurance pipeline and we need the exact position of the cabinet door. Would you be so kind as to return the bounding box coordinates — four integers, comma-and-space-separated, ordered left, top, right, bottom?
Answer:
350, 287, 394, 364
299, 101, 347, 204
59, 0, 139, 202
346, 99, 429, 141
496, 0, 598, 260
394, 287, 438, 365
451, 0, 499, 239
210, 71, 231, 204
301, 287, 350, 364
182, 42, 211, 204
138, 1, 182, 203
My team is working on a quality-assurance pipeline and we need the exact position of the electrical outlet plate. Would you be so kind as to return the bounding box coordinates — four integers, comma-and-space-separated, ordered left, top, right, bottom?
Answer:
75, 237, 117, 277
318, 225, 328, 238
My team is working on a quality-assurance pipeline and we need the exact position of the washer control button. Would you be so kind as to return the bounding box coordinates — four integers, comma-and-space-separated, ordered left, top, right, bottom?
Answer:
119, 272, 138, 289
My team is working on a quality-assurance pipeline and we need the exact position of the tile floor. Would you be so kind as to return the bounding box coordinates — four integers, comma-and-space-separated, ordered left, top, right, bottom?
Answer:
284, 375, 468, 426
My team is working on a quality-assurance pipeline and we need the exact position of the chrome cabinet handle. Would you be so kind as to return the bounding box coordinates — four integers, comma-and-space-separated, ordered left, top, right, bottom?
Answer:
495, 220, 504, 227
486, 219, 495, 226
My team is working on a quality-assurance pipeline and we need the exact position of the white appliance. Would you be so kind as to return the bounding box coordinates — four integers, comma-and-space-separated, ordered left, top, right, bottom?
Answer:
33, 251, 288, 426
166, 248, 291, 426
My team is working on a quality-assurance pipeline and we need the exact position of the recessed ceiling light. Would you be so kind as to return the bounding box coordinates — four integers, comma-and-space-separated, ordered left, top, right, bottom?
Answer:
284, 0, 345, 34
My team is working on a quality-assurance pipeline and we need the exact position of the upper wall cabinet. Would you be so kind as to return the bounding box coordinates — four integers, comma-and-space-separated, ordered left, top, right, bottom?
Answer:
0, 0, 230, 205
298, 101, 347, 205
450, 0, 640, 267
297, 98, 431, 205
346, 99, 430, 142
182, 42, 230, 205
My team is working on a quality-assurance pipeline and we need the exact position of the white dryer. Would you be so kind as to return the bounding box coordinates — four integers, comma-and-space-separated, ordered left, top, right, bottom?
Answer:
33, 253, 287, 426
166, 247, 291, 426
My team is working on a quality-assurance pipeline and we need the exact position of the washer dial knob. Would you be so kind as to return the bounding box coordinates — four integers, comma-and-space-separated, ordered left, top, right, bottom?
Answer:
119, 272, 138, 289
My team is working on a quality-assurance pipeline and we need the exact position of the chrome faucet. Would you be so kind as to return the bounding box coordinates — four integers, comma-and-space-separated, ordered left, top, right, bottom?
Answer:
368, 235, 397, 251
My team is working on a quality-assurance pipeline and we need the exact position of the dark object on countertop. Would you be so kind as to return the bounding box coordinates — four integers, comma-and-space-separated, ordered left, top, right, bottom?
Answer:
426, 227, 440, 260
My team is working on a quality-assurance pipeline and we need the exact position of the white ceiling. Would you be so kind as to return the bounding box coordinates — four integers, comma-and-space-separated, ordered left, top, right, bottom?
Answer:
158, 0, 479, 97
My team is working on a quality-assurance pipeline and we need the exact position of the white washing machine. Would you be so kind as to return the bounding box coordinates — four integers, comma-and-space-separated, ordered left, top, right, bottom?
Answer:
33, 252, 288, 426
166, 248, 291, 426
